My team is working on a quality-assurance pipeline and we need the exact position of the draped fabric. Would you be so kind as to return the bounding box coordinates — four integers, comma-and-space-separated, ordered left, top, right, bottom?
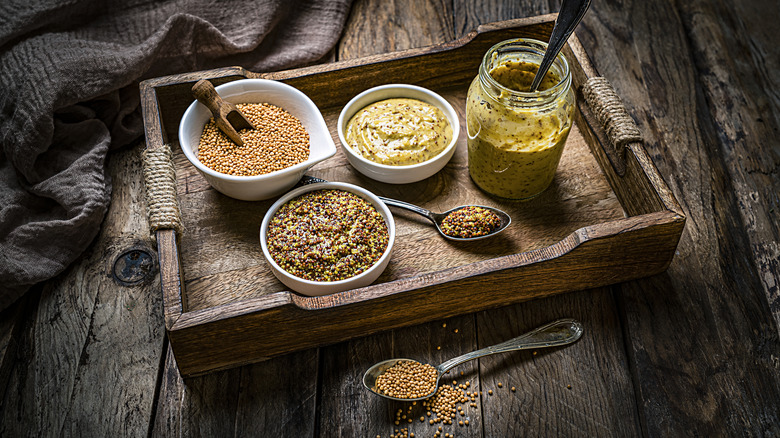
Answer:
0, 0, 354, 310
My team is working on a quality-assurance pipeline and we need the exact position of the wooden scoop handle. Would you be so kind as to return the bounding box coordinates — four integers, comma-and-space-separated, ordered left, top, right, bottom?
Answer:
192, 79, 253, 146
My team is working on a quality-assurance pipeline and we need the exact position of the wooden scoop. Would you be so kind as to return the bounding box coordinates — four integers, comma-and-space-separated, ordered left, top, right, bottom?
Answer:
191, 79, 255, 146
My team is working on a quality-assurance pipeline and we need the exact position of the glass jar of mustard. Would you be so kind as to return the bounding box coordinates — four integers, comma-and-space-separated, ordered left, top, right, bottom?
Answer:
466, 38, 575, 200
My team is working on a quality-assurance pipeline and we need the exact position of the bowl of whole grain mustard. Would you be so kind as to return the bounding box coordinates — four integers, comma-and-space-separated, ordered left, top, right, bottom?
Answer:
259, 182, 395, 296
337, 84, 460, 184
179, 79, 337, 201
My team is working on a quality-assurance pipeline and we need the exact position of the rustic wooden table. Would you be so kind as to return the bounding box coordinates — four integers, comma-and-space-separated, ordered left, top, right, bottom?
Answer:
1, 0, 779, 436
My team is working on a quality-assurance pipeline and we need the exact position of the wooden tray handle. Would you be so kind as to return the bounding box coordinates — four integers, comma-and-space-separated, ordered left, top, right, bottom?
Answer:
142, 144, 183, 237
581, 77, 643, 175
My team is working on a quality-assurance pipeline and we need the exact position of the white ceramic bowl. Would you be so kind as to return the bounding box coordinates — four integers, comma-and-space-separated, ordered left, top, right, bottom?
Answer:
259, 182, 395, 296
179, 79, 336, 201
337, 84, 460, 184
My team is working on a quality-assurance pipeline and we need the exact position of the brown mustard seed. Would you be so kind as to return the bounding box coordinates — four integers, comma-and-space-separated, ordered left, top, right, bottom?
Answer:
374, 360, 438, 399
267, 189, 389, 282
197, 103, 309, 176
440, 206, 501, 238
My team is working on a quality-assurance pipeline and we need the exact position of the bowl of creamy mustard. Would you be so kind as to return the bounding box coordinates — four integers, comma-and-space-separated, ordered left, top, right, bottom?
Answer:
337, 84, 460, 184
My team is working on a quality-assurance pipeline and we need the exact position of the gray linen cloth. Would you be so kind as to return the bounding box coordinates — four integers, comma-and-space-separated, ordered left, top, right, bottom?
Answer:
0, 0, 353, 311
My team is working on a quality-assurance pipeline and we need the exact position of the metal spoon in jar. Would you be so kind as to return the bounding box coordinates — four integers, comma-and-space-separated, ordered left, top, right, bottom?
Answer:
362, 318, 583, 402
529, 0, 592, 92
377, 196, 511, 241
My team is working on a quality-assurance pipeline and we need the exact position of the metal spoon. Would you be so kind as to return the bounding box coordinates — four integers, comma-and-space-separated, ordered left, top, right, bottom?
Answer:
378, 196, 511, 242
529, 0, 592, 92
362, 318, 583, 402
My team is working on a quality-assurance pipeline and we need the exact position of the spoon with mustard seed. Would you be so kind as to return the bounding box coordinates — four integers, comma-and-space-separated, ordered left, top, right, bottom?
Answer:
377, 197, 511, 241
293, 176, 511, 241
362, 318, 583, 402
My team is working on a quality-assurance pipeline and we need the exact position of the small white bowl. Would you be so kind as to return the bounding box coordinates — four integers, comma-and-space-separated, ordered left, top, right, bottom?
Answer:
179, 79, 337, 201
337, 84, 460, 184
259, 182, 395, 296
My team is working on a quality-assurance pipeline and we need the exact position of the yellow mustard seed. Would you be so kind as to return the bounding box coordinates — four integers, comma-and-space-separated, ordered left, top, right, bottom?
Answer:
197, 103, 309, 177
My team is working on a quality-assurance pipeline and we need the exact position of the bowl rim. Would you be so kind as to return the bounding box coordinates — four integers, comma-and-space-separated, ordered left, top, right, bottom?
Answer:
178, 78, 336, 183
336, 83, 460, 170
259, 181, 395, 288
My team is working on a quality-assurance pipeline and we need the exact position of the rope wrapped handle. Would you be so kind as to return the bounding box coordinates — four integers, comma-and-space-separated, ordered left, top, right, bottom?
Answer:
582, 77, 643, 154
142, 145, 183, 236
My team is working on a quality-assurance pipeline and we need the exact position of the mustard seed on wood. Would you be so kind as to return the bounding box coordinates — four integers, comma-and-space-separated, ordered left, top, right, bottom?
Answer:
197, 103, 309, 176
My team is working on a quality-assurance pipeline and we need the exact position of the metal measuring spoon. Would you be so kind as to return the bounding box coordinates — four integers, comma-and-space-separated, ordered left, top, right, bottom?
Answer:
529, 0, 592, 92
378, 196, 511, 241
362, 318, 583, 402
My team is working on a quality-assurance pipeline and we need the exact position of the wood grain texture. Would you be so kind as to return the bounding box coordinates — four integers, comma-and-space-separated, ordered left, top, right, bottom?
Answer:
0, 144, 165, 437
340, 0, 455, 57
152, 344, 318, 437
577, 0, 780, 435
476, 290, 640, 437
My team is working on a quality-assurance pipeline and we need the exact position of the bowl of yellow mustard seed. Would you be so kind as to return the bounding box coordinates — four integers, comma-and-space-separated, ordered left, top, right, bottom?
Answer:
179, 79, 337, 201
260, 182, 395, 296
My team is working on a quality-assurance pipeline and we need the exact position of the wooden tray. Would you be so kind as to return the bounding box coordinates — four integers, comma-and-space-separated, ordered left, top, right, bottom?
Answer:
140, 14, 685, 377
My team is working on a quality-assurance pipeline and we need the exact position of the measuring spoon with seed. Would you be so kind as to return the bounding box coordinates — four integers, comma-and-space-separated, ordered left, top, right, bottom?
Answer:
377, 196, 511, 242
362, 318, 583, 402
294, 176, 511, 241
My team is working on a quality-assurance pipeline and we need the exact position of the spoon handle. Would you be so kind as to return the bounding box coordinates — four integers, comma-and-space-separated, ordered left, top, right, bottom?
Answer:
529, 0, 592, 92
436, 319, 583, 374
378, 196, 437, 224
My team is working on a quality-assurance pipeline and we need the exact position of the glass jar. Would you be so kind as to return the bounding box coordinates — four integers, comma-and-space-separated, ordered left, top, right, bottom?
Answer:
466, 38, 575, 200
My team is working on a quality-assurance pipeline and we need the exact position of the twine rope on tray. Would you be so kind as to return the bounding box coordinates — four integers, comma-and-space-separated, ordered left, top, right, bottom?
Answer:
582, 77, 643, 151
142, 144, 183, 236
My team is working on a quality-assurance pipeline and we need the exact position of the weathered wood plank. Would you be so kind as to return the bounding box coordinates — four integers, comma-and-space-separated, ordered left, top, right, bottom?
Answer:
0, 143, 165, 437
0, 295, 28, 408
151, 345, 318, 437
476, 290, 640, 437
578, 0, 780, 435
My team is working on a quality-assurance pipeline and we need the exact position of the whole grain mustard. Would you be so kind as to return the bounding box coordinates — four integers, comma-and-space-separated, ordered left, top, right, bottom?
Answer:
466, 39, 575, 200
266, 189, 388, 282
